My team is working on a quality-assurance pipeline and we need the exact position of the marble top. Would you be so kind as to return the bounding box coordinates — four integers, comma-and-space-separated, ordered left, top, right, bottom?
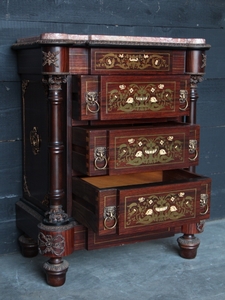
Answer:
13, 33, 210, 49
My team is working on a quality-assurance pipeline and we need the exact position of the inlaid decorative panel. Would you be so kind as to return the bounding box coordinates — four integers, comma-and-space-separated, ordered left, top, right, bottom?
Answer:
109, 126, 189, 174
90, 48, 186, 75
100, 75, 190, 120
95, 52, 170, 71
119, 187, 197, 234
106, 81, 175, 113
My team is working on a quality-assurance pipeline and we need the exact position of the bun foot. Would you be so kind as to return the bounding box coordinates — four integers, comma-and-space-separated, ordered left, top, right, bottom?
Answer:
43, 258, 69, 287
177, 234, 200, 259
18, 234, 38, 257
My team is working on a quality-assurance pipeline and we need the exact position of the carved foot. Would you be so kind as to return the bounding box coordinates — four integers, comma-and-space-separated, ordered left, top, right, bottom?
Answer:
43, 257, 69, 287
177, 234, 200, 259
18, 234, 38, 257
38, 221, 75, 286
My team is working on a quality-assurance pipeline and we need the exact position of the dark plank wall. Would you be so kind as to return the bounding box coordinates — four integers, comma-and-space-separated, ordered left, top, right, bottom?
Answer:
0, 0, 224, 254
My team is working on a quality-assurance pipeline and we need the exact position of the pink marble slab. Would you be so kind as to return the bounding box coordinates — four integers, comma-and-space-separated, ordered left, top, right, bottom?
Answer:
14, 33, 209, 48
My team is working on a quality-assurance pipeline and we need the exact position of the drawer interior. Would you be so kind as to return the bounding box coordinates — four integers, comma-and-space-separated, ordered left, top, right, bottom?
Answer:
72, 169, 210, 236
79, 169, 202, 189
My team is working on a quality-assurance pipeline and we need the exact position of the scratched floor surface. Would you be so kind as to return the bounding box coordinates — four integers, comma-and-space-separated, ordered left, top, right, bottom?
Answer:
0, 219, 224, 300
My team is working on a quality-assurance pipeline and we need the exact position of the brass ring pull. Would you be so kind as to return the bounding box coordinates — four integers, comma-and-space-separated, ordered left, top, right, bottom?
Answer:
179, 90, 188, 111
104, 215, 117, 230
189, 149, 198, 161
86, 100, 100, 113
200, 204, 209, 215
179, 98, 188, 111
94, 156, 108, 170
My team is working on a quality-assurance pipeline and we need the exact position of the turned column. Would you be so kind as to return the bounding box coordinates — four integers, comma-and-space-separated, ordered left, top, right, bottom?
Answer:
37, 46, 74, 287
186, 49, 206, 125
177, 48, 208, 259
186, 49, 206, 173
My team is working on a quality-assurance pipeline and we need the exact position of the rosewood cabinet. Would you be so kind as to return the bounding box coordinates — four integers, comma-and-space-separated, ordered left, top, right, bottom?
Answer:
12, 33, 211, 286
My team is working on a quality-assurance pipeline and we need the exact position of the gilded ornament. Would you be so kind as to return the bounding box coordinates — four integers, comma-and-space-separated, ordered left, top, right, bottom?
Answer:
42, 51, 59, 67
30, 126, 41, 155
201, 53, 207, 69
38, 232, 65, 256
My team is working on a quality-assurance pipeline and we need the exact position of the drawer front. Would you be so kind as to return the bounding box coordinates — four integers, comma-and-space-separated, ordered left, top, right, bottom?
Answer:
118, 179, 210, 235
72, 170, 211, 236
90, 48, 185, 75
72, 124, 200, 176
72, 75, 190, 121
108, 124, 199, 175
100, 75, 190, 120
72, 127, 108, 176
72, 75, 99, 121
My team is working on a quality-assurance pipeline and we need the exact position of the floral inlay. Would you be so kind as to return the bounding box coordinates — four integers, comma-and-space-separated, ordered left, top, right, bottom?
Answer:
126, 192, 195, 227
96, 52, 169, 71
107, 82, 175, 113
115, 134, 184, 168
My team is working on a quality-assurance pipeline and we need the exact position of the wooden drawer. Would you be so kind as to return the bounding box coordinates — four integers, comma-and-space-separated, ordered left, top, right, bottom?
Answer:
90, 48, 185, 75
72, 123, 200, 176
72, 169, 211, 236
72, 75, 190, 121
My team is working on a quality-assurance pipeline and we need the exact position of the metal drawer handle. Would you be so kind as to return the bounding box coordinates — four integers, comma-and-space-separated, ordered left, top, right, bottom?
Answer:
94, 147, 108, 170
189, 139, 198, 161
179, 90, 188, 111
104, 206, 117, 230
200, 194, 209, 215
200, 204, 209, 215
86, 92, 100, 113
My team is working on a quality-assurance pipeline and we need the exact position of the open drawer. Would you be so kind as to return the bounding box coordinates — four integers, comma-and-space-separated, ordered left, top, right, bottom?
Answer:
72, 122, 200, 176
72, 75, 190, 121
72, 169, 211, 236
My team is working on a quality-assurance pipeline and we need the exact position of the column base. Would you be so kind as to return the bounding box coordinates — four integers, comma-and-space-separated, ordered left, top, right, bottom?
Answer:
177, 234, 200, 259
43, 258, 69, 287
